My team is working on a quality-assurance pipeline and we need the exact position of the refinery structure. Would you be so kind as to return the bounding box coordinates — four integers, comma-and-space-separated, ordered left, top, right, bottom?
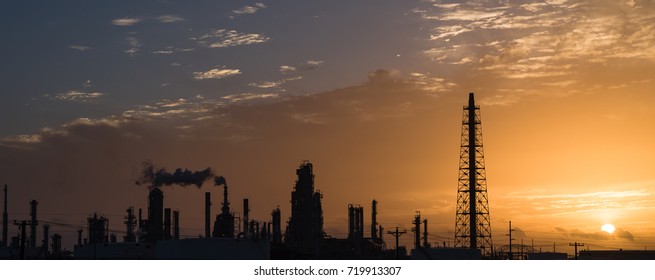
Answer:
1, 93, 650, 260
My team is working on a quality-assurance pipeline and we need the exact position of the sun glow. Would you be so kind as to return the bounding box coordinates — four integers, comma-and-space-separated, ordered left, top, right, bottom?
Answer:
601, 224, 616, 234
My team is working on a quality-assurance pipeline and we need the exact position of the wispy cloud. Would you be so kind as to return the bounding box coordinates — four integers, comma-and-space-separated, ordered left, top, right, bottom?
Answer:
112, 17, 141, 26
194, 29, 270, 48
193, 67, 241, 80
279, 60, 324, 74
53, 91, 106, 103
417, 0, 655, 84
249, 76, 302, 89
124, 37, 141, 55
157, 15, 185, 23
222, 92, 279, 103
69, 45, 91, 51
231, 3, 267, 17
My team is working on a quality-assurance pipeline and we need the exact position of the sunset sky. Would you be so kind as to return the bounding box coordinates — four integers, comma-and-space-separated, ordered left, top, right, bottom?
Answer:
1, 0, 655, 255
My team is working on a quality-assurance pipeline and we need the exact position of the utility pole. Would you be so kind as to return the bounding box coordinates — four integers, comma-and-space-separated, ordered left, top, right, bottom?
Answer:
387, 227, 407, 259
506, 221, 515, 260
569, 242, 584, 260
2, 184, 7, 248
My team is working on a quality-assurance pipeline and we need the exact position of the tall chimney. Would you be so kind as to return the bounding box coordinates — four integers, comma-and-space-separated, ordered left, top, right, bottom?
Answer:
348, 204, 354, 239
147, 188, 164, 242
243, 199, 249, 238
371, 200, 377, 240
164, 208, 171, 240
42, 224, 49, 258
30, 200, 38, 247
423, 219, 429, 248
358, 206, 364, 240
2, 184, 7, 247
413, 212, 421, 249
204, 192, 211, 238
173, 210, 180, 240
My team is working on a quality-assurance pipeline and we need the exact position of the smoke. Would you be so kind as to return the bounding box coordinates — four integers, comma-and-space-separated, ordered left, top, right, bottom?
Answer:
214, 175, 227, 186
136, 161, 215, 189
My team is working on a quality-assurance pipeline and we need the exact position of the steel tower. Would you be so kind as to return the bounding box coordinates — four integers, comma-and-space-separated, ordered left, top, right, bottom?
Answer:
454, 92, 493, 255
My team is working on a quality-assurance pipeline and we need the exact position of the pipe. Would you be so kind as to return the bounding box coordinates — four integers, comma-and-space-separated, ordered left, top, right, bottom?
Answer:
243, 199, 249, 238
30, 200, 38, 247
173, 210, 180, 240
2, 185, 7, 247
164, 208, 171, 240
371, 200, 377, 240
205, 192, 211, 238
423, 219, 429, 248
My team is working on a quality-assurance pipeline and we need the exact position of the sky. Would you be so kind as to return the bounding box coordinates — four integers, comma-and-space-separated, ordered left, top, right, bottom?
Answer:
1, 0, 655, 255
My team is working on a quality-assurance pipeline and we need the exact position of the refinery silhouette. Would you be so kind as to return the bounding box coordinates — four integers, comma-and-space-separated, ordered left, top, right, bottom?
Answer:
0, 93, 652, 260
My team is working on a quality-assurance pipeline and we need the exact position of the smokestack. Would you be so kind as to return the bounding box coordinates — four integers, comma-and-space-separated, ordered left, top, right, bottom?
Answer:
164, 208, 171, 240
423, 219, 429, 248
30, 200, 38, 247
42, 224, 49, 258
371, 200, 377, 240
2, 184, 7, 247
52, 234, 61, 254
173, 210, 180, 240
348, 204, 354, 239
243, 199, 249, 238
205, 192, 211, 238
358, 206, 364, 240
147, 188, 164, 242
414, 212, 421, 249
77, 229, 82, 246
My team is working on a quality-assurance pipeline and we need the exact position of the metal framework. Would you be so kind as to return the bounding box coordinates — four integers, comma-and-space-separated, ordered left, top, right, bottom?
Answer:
454, 93, 493, 255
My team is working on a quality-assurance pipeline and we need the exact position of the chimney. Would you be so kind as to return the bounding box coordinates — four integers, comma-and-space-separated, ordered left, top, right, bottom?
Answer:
77, 229, 83, 246
147, 188, 164, 242
30, 200, 38, 247
243, 199, 249, 238
164, 208, 172, 240
2, 184, 7, 247
371, 200, 377, 240
42, 224, 49, 258
413, 212, 421, 249
173, 210, 180, 240
423, 219, 429, 248
348, 204, 354, 239
205, 192, 211, 238
358, 206, 364, 240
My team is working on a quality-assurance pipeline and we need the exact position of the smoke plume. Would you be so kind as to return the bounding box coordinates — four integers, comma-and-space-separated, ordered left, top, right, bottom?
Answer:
214, 176, 227, 186
136, 161, 215, 188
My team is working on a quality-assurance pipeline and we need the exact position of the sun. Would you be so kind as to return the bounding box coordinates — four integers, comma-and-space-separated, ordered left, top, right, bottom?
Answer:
601, 224, 615, 234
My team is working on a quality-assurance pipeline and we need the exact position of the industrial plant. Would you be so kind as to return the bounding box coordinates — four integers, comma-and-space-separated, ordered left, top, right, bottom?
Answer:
0, 93, 651, 260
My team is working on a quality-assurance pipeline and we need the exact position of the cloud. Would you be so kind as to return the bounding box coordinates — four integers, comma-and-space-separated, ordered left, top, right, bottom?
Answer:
157, 15, 185, 23
248, 76, 302, 89
193, 67, 241, 80
279, 60, 325, 74
112, 18, 141, 26
222, 93, 280, 103
194, 29, 270, 48
53, 91, 106, 103
69, 45, 91, 51
416, 0, 655, 86
232, 3, 266, 16
124, 36, 141, 55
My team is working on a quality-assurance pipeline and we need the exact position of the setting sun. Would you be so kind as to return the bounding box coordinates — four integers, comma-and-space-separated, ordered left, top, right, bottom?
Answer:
601, 224, 616, 234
